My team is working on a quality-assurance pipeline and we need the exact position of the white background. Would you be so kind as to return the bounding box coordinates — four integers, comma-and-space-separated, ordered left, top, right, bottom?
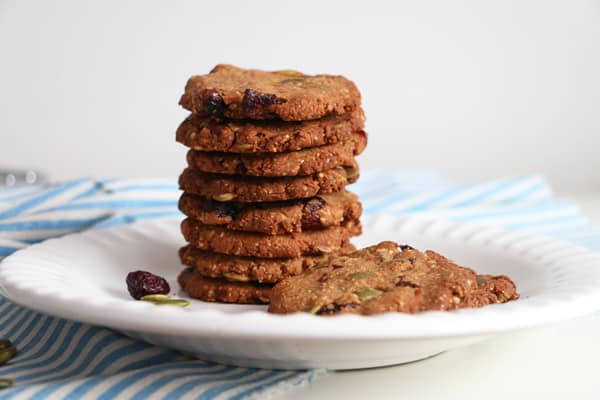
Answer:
1, 0, 599, 193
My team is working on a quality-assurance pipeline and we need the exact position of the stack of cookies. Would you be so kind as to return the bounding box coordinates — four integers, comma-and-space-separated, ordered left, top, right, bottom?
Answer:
175, 65, 366, 304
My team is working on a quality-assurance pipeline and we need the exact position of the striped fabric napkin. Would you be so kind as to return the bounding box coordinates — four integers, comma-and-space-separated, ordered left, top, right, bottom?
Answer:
0, 173, 598, 399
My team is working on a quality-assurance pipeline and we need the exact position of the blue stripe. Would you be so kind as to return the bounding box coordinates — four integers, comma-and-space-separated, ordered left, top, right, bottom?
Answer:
11, 313, 43, 345
450, 176, 532, 207
114, 350, 187, 374
0, 179, 91, 219
71, 183, 103, 201
0, 245, 18, 256
93, 210, 181, 228
45, 199, 176, 212
106, 183, 179, 192
0, 215, 111, 231
85, 341, 159, 376
496, 181, 549, 205
16, 332, 129, 383
3, 309, 35, 339
5, 316, 53, 359
2, 319, 68, 374
65, 363, 223, 400
130, 370, 228, 400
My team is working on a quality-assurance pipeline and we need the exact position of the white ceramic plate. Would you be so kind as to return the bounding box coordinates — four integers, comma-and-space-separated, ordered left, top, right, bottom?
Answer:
1, 215, 600, 370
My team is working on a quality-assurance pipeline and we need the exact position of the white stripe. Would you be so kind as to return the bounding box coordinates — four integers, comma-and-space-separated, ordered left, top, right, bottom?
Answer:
0, 238, 27, 248
0, 185, 41, 201
86, 364, 227, 400
1, 209, 112, 223
0, 228, 90, 241
0, 306, 35, 335
7, 324, 94, 378
101, 179, 175, 191
18, 336, 133, 385
9, 327, 110, 380
109, 364, 226, 400
5, 311, 38, 344
61, 191, 180, 204
21, 180, 97, 215
223, 370, 299, 400
482, 176, 551, 204
135, 367, 255, 400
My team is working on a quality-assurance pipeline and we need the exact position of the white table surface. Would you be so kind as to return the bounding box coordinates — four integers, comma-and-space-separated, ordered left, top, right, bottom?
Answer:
276, 192, 600, 400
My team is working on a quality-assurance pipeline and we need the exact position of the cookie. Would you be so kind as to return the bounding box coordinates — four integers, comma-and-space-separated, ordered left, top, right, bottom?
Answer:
268, 241, 519, 315
179, 242, 356, 284
186, 130, 366, 177
176, 110, 365, 153
179, 64, 361, 121
180, 218, 361, 258
178, 191, 362, 235
178, 165, 359, 203
178, 268, 272, 304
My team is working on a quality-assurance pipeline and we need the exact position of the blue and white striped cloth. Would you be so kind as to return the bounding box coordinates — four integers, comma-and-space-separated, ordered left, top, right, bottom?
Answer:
0, 173, 599, 399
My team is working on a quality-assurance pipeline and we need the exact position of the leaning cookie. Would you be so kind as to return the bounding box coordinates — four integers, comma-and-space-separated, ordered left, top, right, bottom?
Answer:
179, 165, 359, 203
179, 64, 361, 121
178, 268, 272, 304
181, 218, 361, 258
179, 242, 356, 284
268, 241, 519, 315
186, 130, 366, 177
176, 110, 365, 153
178, 191, 362, 235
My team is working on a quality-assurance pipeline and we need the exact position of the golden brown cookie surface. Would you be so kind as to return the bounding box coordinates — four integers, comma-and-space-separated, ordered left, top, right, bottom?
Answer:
178, 166, 359, 203
178, 191, 362, 235
181, 218, 361, 258
178, 268, 272, 304
268, 242, 519, 315
176, 110, 365, 153
179, 242, 356, 284
186, 130, 366, 177
179, 64, 361, 121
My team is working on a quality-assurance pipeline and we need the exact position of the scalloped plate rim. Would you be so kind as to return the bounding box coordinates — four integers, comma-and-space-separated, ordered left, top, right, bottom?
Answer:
1, 214, 600, 341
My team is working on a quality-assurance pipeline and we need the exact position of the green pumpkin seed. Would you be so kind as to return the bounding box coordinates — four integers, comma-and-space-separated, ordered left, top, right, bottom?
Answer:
476, 277, 488, 286
140, 294, 190, 307
140, 294, 170, 301
307, 304, 323, 314
223, 272, 250, 282
0, 346, 17, 366
354, 287, 384, 302
0, 378, 13, 389
348, 271, 374, 280
0, 339, 12, 351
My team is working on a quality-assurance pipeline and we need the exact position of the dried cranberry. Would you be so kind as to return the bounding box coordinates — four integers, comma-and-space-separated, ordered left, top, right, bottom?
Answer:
301, 197, 328, 230
316, 302, 359, 315
242, 89, 284, 113
201, 89, 225, 115
198, 197, 236, 218
126, 270, 170, 300
396, 277, 420, 289
235, 163, 248, 174
357, 129, 368, 143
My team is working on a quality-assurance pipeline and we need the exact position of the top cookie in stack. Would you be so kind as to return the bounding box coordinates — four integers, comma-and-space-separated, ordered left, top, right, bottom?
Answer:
176, 65, 367, 304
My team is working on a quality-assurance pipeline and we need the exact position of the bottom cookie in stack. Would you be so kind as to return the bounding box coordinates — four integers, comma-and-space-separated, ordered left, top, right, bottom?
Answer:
177, 231, 359, 304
